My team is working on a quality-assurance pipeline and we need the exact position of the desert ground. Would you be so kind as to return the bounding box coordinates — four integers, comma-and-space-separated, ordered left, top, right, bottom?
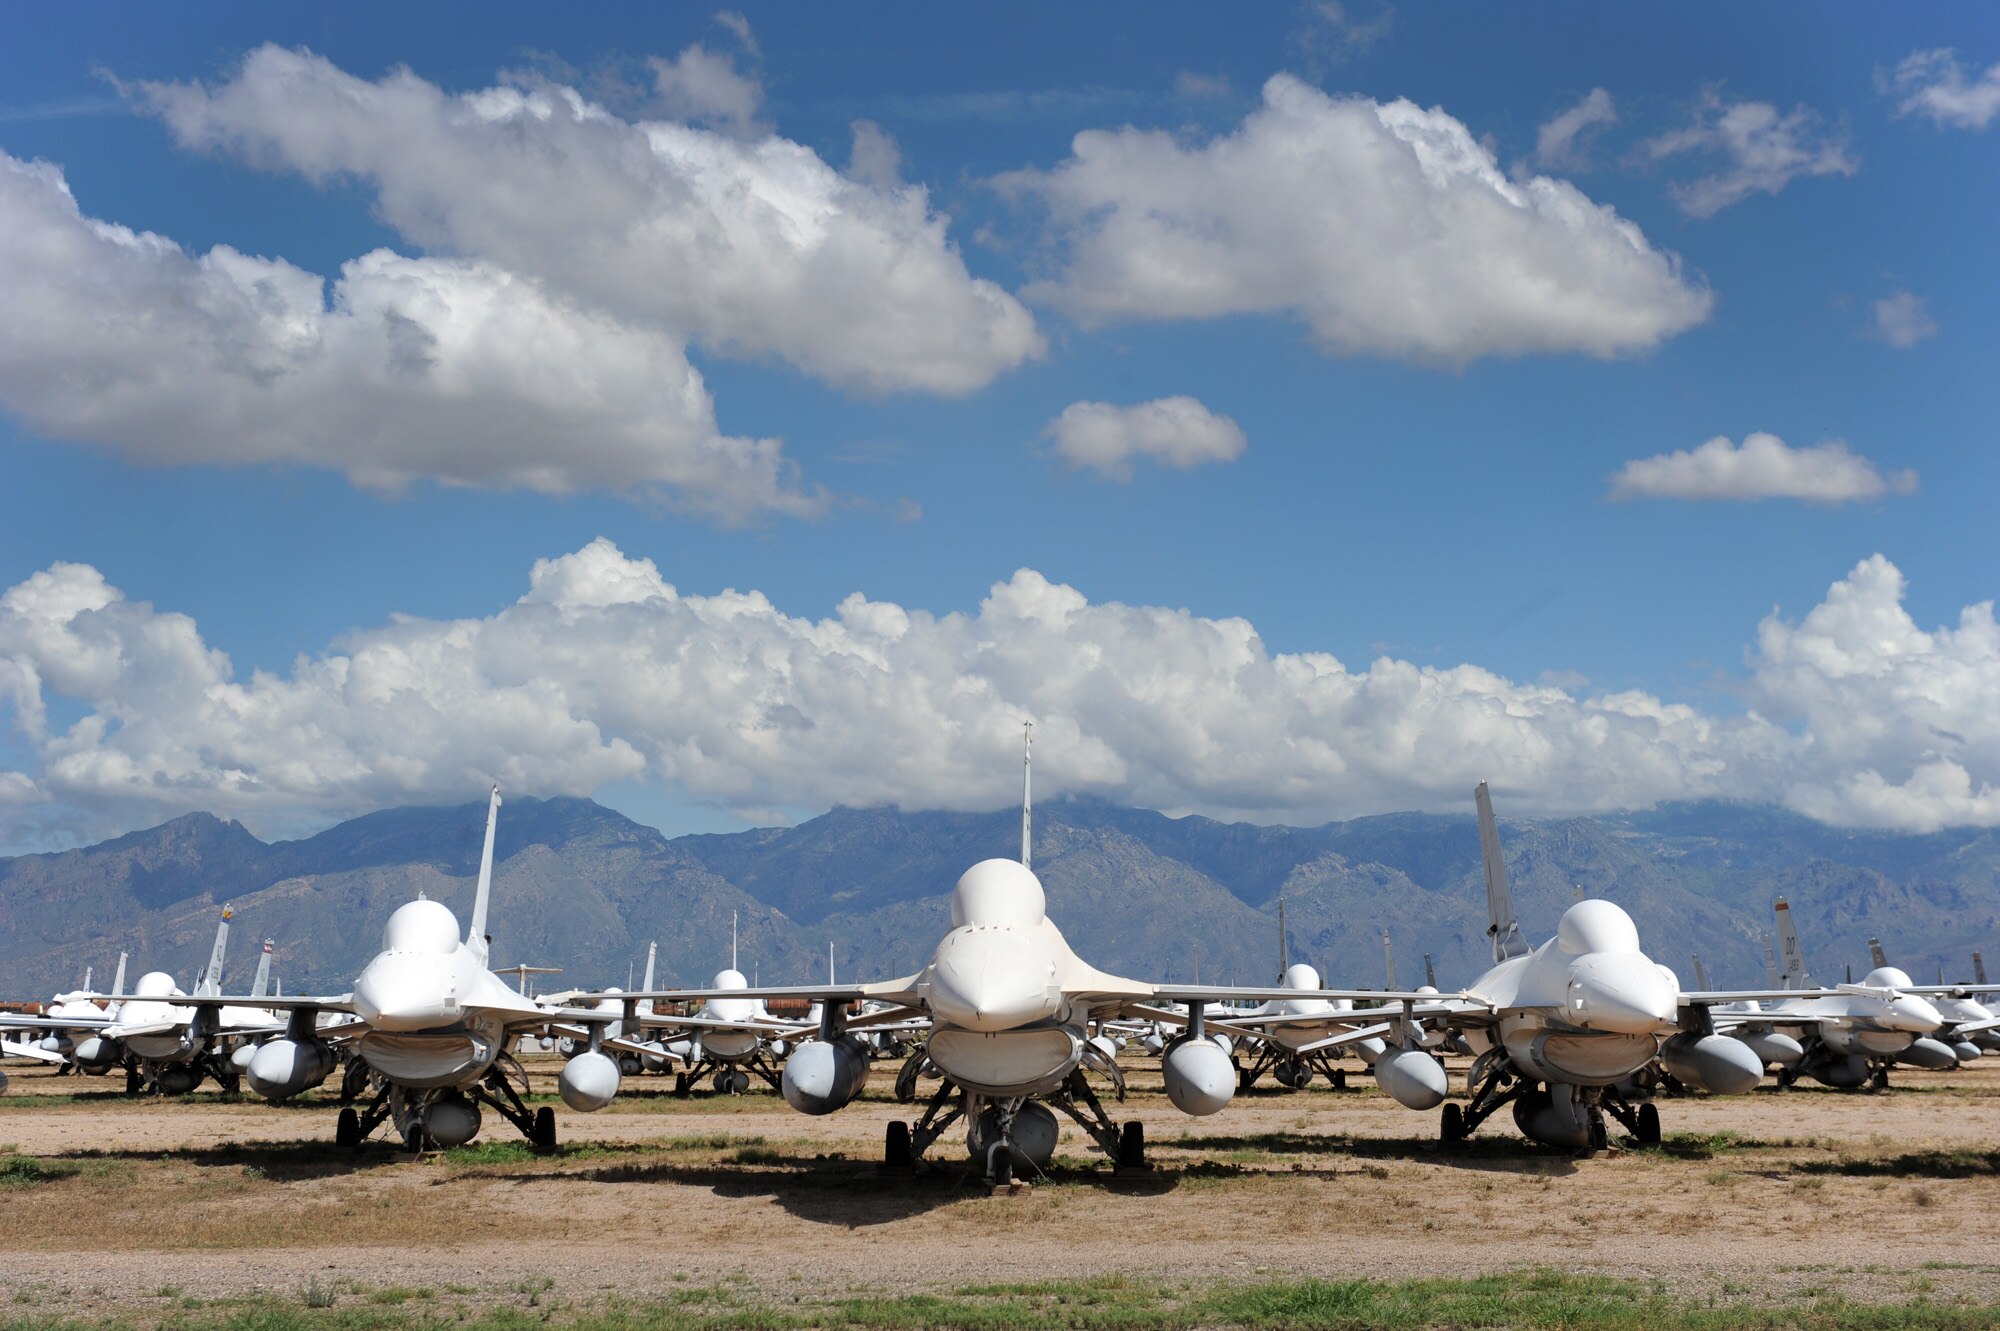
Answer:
1, 1053, 1996, 1325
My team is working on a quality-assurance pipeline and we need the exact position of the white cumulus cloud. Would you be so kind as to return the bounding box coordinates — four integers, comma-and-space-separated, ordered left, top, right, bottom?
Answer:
1872, 289, 1939, 348
1535, 88, 1618, 170
1643, 91, 1858, 218
136, 44, 1042, 395
999, 74, 1711, 362
4, 542, 1997, 848
1886, 48, 2000, 130
0, 152, 818, 518
1609, 433, 1917, 505
1045, 397, 1246, 480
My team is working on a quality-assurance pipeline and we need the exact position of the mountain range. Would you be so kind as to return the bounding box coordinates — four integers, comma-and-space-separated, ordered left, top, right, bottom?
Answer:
3, 795, 1997, 1001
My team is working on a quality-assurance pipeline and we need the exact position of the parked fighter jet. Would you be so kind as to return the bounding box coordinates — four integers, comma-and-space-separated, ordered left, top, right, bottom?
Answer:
1370, 784, 1798, 1151
1861, 938, 1997, 1064
114, 787, 619, 1150
583, 729, 1458, 1184
1, 952, 128, 1079
1709, 901, 1954, 1091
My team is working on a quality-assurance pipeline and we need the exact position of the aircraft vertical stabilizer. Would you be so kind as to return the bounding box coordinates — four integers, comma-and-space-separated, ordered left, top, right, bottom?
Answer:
466, 786, 501, 966
1977, 952, 1988, 987
1382, 928, 1396, 989
250, 941, 273, 999
1423, 953, 1436, 989
1691, 953, 1710, 992
1762, 935, 1778, 989
1868, 936, 1888, 969
111, 951, 127, 998
198, 907, 233, 997
1475, 782, 1530, 964
1773, 898, 1812, 990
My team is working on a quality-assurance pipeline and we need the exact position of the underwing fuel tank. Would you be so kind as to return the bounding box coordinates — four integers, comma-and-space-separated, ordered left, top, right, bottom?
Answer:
245, 1038, 336, 1100
1660, 1032, 1765, 1095
1736, 1029, 1804, 1069
781, 1036, 872, 1115
1161, 1037, 1235, 1116
422, 1095, 481, 1147
557, 1050, 622, 1111
1896, 1037, 1959, 1070
1373, 1047, 1448, 1110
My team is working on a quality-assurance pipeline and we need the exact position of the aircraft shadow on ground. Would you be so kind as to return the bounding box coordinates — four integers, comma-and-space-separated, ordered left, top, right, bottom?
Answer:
63, 1139, 408, 1182
1166, 1131, 1584, 1176
466, 1157, 1178, 1224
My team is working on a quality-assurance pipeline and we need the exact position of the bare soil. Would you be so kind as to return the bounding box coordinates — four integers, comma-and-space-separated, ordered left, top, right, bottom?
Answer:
1, 1056, 1996, 1315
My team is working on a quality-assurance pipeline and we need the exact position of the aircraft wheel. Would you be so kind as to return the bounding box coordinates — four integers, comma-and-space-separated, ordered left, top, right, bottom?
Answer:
1332, 1068, 1348, 1091
1117, 1121, 1146, 1170
988, 1142, 1013, 1187
1635, 1103, 1661, 1146
336, 1107, 361, 1151
217, 1071, 241, 1097
123, 1064, 142, 1096
884, 1121, 912, 1168
1440, 1103, 1465, 1142
672, 1073, 690, 1097
1587, 1112, 1609, 1153
532, 1106, 558, 1153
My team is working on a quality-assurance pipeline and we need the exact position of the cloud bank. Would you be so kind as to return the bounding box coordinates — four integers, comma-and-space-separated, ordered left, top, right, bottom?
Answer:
138, 44, 1042, 396
0, 153, 817, 517
1609, 433, 1917, 505
1000, 74, 1712, 362
3, 541, 1996, 849
1045, 397, 1246, 480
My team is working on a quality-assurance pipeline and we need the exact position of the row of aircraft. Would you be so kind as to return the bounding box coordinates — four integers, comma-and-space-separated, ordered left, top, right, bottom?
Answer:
7, 740, 1995, 1184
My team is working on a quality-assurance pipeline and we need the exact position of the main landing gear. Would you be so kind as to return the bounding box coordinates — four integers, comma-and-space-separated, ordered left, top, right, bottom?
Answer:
669, 1055, 776, 1098
1441, 1055, 1660, 1152
1234, 1047, 1355, 1093
880, 1068, 1149, 1186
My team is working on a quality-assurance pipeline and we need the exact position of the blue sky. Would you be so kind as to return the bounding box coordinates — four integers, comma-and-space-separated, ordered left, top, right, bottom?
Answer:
1, 4, 1997, 850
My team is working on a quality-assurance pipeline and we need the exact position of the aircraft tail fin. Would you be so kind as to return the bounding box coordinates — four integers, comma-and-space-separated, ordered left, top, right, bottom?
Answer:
1691, 952, 1710, 992
1977, 951, 1988, 987
1423, 952, 1436, 989
1868, 936, 1888, 969
1476, 782, 1530, 964
1762, 934, 1778, 989
198, 907, 232, 997
1382, 928, 1396, 989
828, 941, 836, 985
466, 786, 501, 966
111, 951, 127, 999
82, 965, 92, 992
1773, 898, 1812, 989
250, 941, 273, 999
643, 941, 657, 997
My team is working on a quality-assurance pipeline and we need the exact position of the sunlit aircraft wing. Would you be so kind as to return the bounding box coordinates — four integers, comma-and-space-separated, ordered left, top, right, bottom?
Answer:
1151, 985, 1471, 1006
1, 1038, 71, 1063
93, 993, 355, 1012
0, 1014, 115, 1032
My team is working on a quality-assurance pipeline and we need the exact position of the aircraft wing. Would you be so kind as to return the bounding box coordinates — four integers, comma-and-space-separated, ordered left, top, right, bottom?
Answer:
1951, 1015, 2000, 1035
1679, 989, 1842, 1005
92, 993, 355, 1012
2, 1038, 72, 1063
1151, 984, 1469, 1006
631, 1012, 815, 1038
1900, 984, 2000, 997
0, 1014, 115, 1032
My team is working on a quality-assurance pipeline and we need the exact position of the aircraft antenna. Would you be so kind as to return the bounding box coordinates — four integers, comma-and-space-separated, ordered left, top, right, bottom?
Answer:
466, 786, 501, 966
828, 941, 836, 985
1845, 961, 1853, 984
1475, 782, 1530, 963
1382, 928, 1396, 989
1277, 897, 1288, 979
1020, 721, 1033, 870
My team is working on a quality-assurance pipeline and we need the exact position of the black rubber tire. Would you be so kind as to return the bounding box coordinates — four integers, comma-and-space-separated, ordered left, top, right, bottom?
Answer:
335, 1107, 360, 1150
1636, 1102, 1662, 1146
673, 1073, 689, 1097
1332, 1068, 1348, 1091
1587, 1112, 1609, 1153
990, 1143, 1013, 1186
533, 1106, 558, 1153
884, 1121, 912, 1167
1441, 1102, 1465, 1142
1117, 1121, 1146, 1169
124, 1064, 142, 1096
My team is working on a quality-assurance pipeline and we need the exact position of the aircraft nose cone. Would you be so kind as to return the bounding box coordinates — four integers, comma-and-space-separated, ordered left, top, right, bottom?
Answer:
1885, 995, 1943, 1033
1566, 955, 1677, 1034
353, 954, 460, 1031
927, 928, 1059, 1033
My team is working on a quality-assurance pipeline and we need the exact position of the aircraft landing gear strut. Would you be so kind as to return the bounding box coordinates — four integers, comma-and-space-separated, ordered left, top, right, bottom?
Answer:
1444, 1054, 1520, 1141
473, 1056, 557, 1152
1048, 1069, 1147, 1173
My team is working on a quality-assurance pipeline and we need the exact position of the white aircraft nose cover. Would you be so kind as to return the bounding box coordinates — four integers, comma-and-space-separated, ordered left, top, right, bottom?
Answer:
950, 859, 1047, 929
134, 971, 178, 998
1555, 899, 1641, 956
381, 899, 461, 954
1862, 966, 1914, 990
1283, 963, 1320, 989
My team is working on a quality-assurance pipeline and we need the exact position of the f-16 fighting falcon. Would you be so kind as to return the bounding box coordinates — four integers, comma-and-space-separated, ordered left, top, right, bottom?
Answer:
106, 787, 621, 1151
577, 728, 1460, 1184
